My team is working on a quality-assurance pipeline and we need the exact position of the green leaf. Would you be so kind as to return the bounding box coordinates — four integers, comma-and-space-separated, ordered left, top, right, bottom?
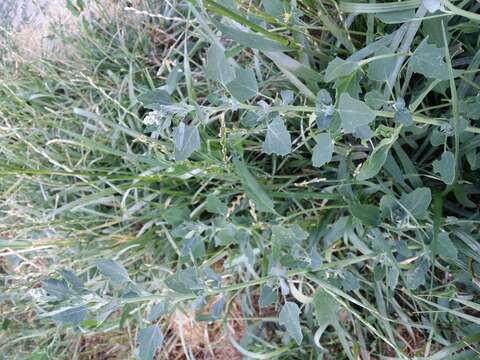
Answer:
353, 125, 374, 140
96, 259, 131, 285
180, 235, 205, 260
463, 96, 480, 120
436, 232, 458, 260
66, 0, 85, 16
466, 149, 478, 171
215, 224, 237, 246
375, 9, 416, 24
386, 264, 399, 290
410, 39, 449, 80
399, 187, 432, 219
350, 203, 380, 226
137, 325, 164, 360
453, 185, 477, 208
226, 67, 258, 102
394, 108, 413, 126
356, 128, 400, 180
365, 89, 387, 110
173, 123, 201, 161
279, 302, 303, 345
42, 279, 71, 301
325, 57, 360, 82
315, 90, 334, 129
433, 151, 455, 185
52, 306, 87, 326
58, 269, 84, 290
367, 46, 397, 82
263, 0, 289, 19
259, 286, 277, 308
405, 258, 429, 290
342, 271, 360, 291
272, 224, 309, 246
380, 194, 397, 219
213, 20, 290, 52
281, 90, 294, 105
164, 268, 201, 294
423, 0, 441, 13
205, 44, 236, 85
163, 66, 182, 95
206, 194, 228, 215
263, 117, 292, 156
264, 52, 323, 83
271, 224, 309, 259
335, 71, 362, 98
210, 296, 225, 319
149, 301, 169, 322
312, 133, 333, 168
313, 288, 338, 325
337, 93, 376, 133
138, 89, 173, 108
316, 89, 333, 106
324, 216, 349, 246
233, 157, 276, 214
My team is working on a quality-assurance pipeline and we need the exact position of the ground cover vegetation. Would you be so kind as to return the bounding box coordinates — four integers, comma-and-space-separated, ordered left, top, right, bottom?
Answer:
1, 0, 480, 358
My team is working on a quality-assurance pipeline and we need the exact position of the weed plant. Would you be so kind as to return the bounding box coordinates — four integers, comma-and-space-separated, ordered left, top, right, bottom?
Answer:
1, 0, 480, 358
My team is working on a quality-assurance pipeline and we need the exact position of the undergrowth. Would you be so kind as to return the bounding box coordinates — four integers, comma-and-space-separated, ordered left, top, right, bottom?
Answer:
1, 0, 480, 359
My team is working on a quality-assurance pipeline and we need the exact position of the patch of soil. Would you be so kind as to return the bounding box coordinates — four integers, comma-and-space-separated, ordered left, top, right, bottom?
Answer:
4, 0, 116, 60
162, 297, 245, 359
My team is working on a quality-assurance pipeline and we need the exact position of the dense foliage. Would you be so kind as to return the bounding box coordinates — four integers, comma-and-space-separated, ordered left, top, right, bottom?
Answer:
1, 0, 480, 358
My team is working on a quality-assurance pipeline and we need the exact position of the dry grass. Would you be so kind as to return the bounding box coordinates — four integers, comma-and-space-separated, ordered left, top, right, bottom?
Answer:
160, 298, 244, 359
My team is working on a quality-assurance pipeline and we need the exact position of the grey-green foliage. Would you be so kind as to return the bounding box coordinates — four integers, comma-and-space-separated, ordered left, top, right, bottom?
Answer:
324, 57, 359, 82
405, 259, 429, 289
164, 268, 201, 294
410, 39, 449, 80
271, 224, 309, 245
52, 306, 88, 326
400, 187, 432, 219
279, 301, 303, 345
96, 259, 131, 285
58, 269, 84, 290
233, 157, 276, 213
263, 117, 291, 156
423, 0, 441, 13
365, 90, 386, 110
41, 279, 71, 301
436, 232, 458, 260
367, 46, 397, 82
137, 325, 164, 360
463, 96, 480, 120
214, 20, 290, 52
315, 89, 334, 129
357, 128, 400, 180
173, 123, 201, 161
313, 288, 338, 325
226, 67, 258, 101
259, 286, 277, 308
312, 133, 333, 167
206, 194, 228, 214
375, 9, 416, 24
262, 0, 288, 19
5, 0, 480, 358
350, 203, 380, 226
433, 151, 455, 184
337, 93, 376, 133
138, 89, 172, 108
205, 44, 236, 85
393, 98, 413, 126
